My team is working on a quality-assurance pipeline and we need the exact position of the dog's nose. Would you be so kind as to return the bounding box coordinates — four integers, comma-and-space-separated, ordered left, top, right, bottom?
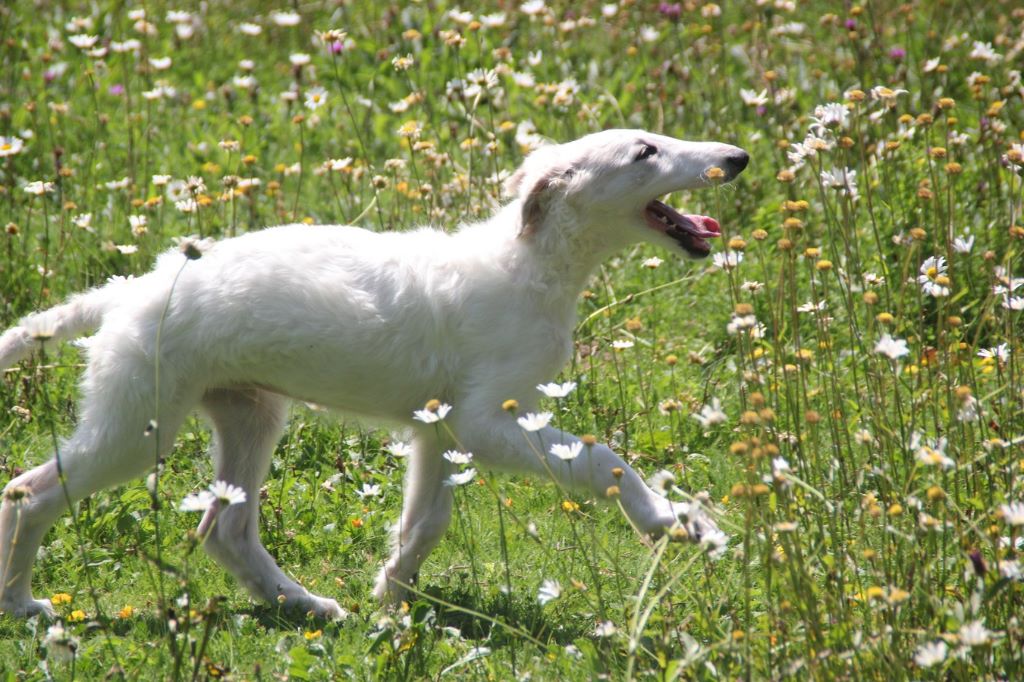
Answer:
725, 149, 750, 175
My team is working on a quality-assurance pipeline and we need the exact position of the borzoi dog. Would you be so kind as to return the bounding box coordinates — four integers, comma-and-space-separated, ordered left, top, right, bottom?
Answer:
0, 129, 748, 618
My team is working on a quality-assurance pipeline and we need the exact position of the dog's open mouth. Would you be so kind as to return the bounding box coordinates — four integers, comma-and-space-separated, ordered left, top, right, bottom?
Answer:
644, 200, 721, 257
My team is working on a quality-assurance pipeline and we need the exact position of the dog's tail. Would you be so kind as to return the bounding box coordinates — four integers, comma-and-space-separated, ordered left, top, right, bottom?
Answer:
0, 280, 127, 369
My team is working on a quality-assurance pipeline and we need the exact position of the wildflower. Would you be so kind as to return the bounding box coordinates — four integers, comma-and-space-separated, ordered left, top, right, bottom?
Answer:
238, 22, 262, 35
520, 0, 547, 17
387, 442, 412, 458
24, 313, 57, 341
304, 86, 328, 110
43, 624, 78, 661
270, 10, 301, 27
819, 167, 858, 199
952, 235, 974, 253
208, 480, 247, 506
355, 483, 381, 498
0, 136, 24, 157
913, 640, 948, 668
129, 214, 148, 235
323, 158, 352, 172
1000, 501, 1024, 526
959, 621, 991, 647
537, 579, 561, 605
537, 381, 576, 398
611, 339, 635, 350
68, 34, 99, 49
413, 401, 452, 423
740, 89, 769, 107
517, 412, 552, 432
913, 434, 953, 469
978, 344, 1009, 364
550, 441, 583, 461
810, 102, 849, 130
392, 54, 415, 71
174, 235, 208, 260
397, 120, 422, 139
442, 450, 473, 465
642, 256, 663, 268
871, 85, 909, 104
692, 398, 727, 429
918, 256, 950, 297
700, 528, 730, 559
874, 334, 909, 360
24, 181, 55, 196
957, 394, 980, 422
149, 56, 172, 70
174, 485, 216, 517
444, 468, 476, 487
594, 620, 617, 637
969, 41, 1001, 65
712, 251, 743, 270
289, 53, 311, 66
648, 470, 675, 497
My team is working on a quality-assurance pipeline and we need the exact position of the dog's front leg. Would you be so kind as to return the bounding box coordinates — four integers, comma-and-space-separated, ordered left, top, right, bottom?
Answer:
462, 416, 713, 540
374, 434, 454, 604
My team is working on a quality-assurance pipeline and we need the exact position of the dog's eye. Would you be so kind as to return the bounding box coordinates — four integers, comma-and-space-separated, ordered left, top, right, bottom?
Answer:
634, 144, 658, 162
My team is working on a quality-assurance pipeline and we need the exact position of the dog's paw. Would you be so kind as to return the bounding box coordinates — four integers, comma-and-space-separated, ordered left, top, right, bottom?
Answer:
307, 594, 345, 620
667, 500, 730, 557
373, 568, 410, 606
0, 597, 55, 619
290, 592, 345, 620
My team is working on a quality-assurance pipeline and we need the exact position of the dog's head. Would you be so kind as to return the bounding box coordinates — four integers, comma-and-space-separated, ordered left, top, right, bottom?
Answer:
505, 129, 748, 258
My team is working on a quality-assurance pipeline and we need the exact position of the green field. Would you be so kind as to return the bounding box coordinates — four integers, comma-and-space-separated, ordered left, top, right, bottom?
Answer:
1, 1, 1023, 679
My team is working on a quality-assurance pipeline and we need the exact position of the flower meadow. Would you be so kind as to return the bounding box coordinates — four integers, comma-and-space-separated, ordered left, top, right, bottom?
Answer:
1, 0, 1023, 679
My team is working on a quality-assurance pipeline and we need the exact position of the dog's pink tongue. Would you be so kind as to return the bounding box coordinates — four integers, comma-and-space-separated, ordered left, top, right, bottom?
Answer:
682, 215, 721, 238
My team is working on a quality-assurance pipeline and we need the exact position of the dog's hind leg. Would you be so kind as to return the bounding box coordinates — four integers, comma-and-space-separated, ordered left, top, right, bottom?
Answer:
0, 359, 192, 618
373, 433, 454, 604
198, 388, 343, 619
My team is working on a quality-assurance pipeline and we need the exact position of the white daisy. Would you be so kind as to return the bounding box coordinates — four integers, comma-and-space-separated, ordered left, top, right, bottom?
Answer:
692, 398, 727, 429
874, 334, 910, 360
413, 402, 452, 424
442, 450, 473, 465
537, 381, 576, 398
444, 468, 476, 487
1000, 501, 1024, 526
550, 441, 583, 461
537, 579, 561, 605
208, 480, 247, 506
913, 640, 948, 668
517, 412, 552, 432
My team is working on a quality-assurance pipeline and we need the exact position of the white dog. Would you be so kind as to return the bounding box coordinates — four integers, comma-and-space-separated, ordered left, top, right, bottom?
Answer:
0, 129, 747, 619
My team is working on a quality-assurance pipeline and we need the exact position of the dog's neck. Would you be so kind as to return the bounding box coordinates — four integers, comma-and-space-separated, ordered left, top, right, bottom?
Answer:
464, 199, 623, 308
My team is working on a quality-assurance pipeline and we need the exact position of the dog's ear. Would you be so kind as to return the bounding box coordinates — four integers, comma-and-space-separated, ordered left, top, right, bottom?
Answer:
517, 166, 575, 238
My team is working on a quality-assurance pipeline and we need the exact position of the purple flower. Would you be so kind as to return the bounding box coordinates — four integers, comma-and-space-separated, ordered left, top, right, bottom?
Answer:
108, 84, 125, 96
888, 47, 906, 60
844, 19, 856, 30
658, 3, 682, 20
330, 41, 344, 54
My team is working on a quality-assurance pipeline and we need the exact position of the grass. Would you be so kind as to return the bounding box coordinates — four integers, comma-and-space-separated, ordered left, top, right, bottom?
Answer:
1, 0, 1022, 679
